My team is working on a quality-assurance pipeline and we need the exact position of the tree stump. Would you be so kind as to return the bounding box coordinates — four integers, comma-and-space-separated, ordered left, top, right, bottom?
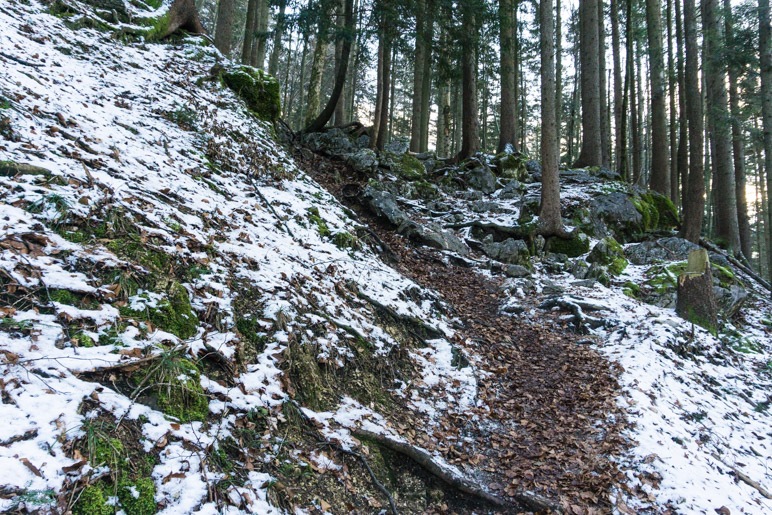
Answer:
676, 248, 718, 333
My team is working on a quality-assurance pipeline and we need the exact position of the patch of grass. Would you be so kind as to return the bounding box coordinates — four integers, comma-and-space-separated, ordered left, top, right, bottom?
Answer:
332, 231, 360, 250
307, 207, 331, 238
9, 489, 56, 511
132, 348, 209, 422
163, 104, 197, 131
0, 317, 33, 335
120, 282, 198, 339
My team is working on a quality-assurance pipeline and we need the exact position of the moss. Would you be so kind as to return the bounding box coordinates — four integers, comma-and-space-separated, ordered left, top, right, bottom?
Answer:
622, 281, 641, 299
48, 288, 79, 306
546, 232, 590, 257
306, 207, 331, 238
494, 152, 527, 180
121, 282, 197, 340
135, 354, 208, 422
632, 196, 659, 232
645, 192, 679, 230
72, 331, 96, 348
92, 437, 124, 469
393, 153, 425, 181
332, 231, 359, 250
587, 237, 628, 276
221, 66, 281, 121
235, 317, 267, 354
73, 485, 111, 515
117, 477, 156, 515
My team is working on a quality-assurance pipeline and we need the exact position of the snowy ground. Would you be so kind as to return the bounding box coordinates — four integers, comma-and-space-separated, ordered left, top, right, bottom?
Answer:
0, 0, 771, 513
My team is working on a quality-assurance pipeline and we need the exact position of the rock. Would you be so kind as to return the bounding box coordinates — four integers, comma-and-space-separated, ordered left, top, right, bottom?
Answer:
542, 280, 565, 295
525, 159, 541, 174
570, 260, 590, 279
493, 152, 527, 181
470, 201, 504, 213
221, 66, 281, 121
504, 264, 531, 278
626, 237, 699, 265
481, 237, 530, 266
362, 186, 468, 255
303, 128, 357, 155
545, 232, 590, 258
572, 279, 599, 288
543, 253, 568, 273
496, 180, 524, 200
588, 191, 643, 241
587, 237, 628, 275
345, 149, 378, 174
362, 186, 410, 227
385, 138, 409, 154
383, 151, 425, 181
465, 165, 497, 194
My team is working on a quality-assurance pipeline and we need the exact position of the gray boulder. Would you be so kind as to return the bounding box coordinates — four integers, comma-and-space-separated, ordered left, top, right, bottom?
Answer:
303, 128, 356, 155
345, 149, 378, 174
385, 138, 409, 154
626, 237, 731, 268
481, 237, 530, 266
465, 166, 497, 194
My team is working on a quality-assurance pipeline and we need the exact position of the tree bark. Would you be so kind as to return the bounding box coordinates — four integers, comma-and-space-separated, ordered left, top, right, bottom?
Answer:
268, 0, 287, 76
410, 0, 428, 152
646, 0, 670, 195
419, 0, 434, 152
676, 249, 718, 332
667, 0, 679, 205
574, 0, 602, 167
675, 0, 688, 211
762, 0, 772, 276
598, 0, 611, 168
611, 0, 623, 173
628, 0, 641, 182
498, 0, 518, 153
680, 0, 704, 243
703, 0, 741, 253
305, 34, 330, 127
305, 0, 354, 133
160, 0, 205, 40
214, 0, 235, 55
374, 32, 392, 150
539, 0, 565, 237
723, 0, 751, 260
241, 0, 258, 65
458, 3, 480, 160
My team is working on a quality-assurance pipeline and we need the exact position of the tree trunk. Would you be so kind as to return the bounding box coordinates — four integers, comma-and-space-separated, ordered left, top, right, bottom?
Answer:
268, 0, 287, 76
611, 0, 623, 173
573, 0, 602, 167
667, 0, 679, 205
410, 0, 427, 152
333, 0, 348, 125
676, 249, 718, 332
539, 0, 564, 236
675, 0, 688, 211
723, 0, 751, 260
498, 0, 518, 153
681, 0, 704, 243
305, 35, 329, 126
305, 0, 354, 133
762, 0, 772, 276
420, 0, 434, 152
214, 0, 235, 55
598, 0, 611, 168
646, 0, 670, 195
252, 0, 270, 68
458, 4, 480, 160
703, 0, 741, 253
555, 0, 562, 162
628, 0, 641, 183
375, 35, 392, 150
242, 0, 258, 65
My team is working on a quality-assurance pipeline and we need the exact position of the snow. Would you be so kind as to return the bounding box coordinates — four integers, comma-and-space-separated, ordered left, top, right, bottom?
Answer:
0, 0, 770, 512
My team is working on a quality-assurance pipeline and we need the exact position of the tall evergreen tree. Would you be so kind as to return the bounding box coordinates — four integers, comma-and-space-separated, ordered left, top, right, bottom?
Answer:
645, 0, 670, 195
573, 0, 603, 167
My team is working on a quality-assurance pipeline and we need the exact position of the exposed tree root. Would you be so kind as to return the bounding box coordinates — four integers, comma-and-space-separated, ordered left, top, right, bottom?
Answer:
539, 296, 611, 333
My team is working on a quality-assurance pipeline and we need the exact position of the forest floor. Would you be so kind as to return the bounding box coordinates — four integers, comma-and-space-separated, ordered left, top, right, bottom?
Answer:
298, 151, 631, 513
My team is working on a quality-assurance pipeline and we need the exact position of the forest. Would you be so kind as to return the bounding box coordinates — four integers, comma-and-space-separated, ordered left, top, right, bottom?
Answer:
1, 0, 772, 512
203, 0, 772, 278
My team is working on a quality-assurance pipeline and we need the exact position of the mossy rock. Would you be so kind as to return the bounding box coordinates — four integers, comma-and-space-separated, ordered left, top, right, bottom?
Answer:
332, 231, 359, 250
386, 152, 425, 181
118, 477, 157, 515
546, 232, 590, 258
493, 152, 527, 181
73, 485, 111, 515
633, 192, 679, 233
221, 66, 281, 121
587, 237, 628, 276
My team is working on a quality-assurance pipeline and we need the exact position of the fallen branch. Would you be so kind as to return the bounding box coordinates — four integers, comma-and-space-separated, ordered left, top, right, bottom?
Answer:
73, 355, 159, 375
354, 429, 559, 513
699, 239, 772, 294
325, 443, 399, 515
711, 453, 772, 499
0, 51, 45, 68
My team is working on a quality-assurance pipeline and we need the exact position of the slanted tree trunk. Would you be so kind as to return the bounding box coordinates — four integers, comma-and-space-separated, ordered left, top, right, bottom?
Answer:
498, 0, 518, 153
305, 0, 354, 133
646, 0, 670, 195
681, 0, 704, 243
676, 249, 718, 332
539, 0, 565, 237
214, 0, 235, 55
574, 0, 603, 167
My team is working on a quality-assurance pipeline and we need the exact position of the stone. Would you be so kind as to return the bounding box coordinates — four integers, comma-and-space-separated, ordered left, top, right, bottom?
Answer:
493, 152, 527, 181
496, 179, 524, 200
504, 264, 531, 278
481, 237, 530, 266
221, 66, 281, 121
385, 138, 409, 154
345, 149, 378, 174
545, 232, 590, 258
587, 237, 628, 275
302, 128, 356, 155
465, 165, 497, 194
362, 186, 410, 227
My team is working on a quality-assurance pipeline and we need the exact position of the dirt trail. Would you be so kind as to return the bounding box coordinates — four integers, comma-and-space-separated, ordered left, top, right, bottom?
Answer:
296, 150, 630, 513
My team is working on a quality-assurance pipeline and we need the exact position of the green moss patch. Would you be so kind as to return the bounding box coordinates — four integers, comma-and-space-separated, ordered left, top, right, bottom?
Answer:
133, 352, 209, 422
221, 66, 281, 122
587, 237, 628, 276
73, 485, 111, 515
121, 282, 197, 339
117, 478, 156, 515
546, 232, 590, 257
493, 152, 527, 181
306, 207, 331, 238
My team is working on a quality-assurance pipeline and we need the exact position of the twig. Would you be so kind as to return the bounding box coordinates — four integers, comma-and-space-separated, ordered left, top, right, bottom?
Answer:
0, 51, 45, 68
711, 452, 772, 499
248, 174, 295, 239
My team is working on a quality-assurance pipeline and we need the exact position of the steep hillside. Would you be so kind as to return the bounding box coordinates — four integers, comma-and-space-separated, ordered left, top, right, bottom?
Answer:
0, 1, 770, 514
